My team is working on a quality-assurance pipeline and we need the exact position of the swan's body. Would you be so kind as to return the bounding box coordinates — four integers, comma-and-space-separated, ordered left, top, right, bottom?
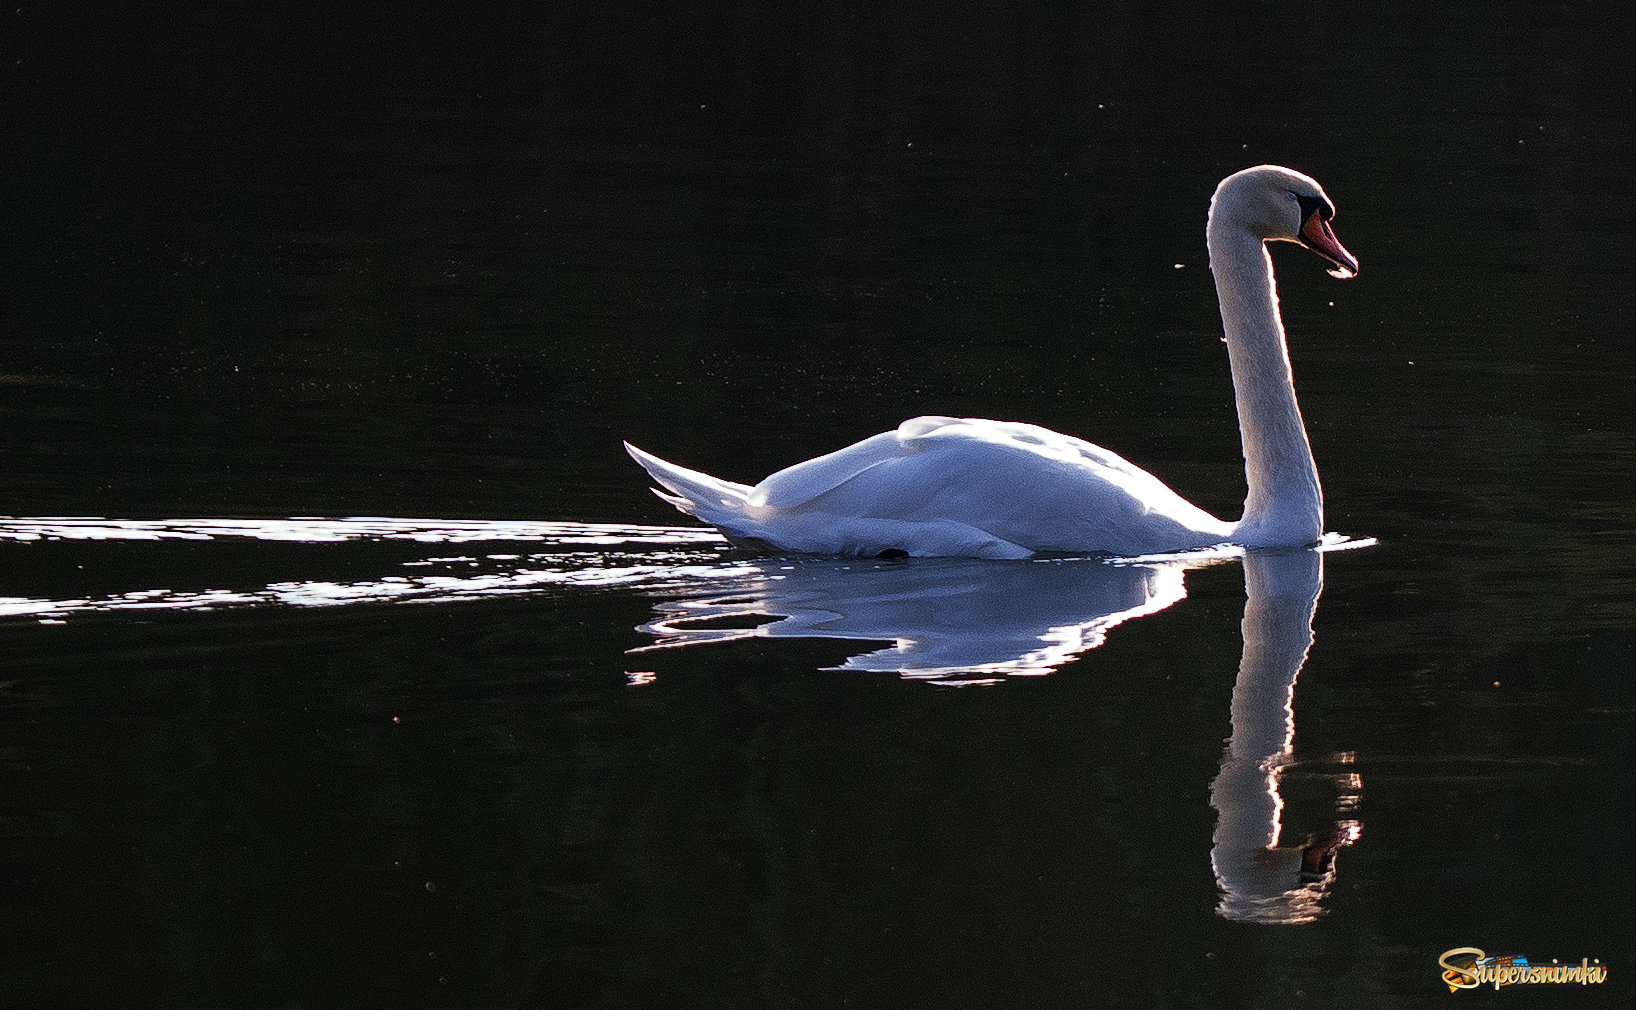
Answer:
626, 166, 1359, 559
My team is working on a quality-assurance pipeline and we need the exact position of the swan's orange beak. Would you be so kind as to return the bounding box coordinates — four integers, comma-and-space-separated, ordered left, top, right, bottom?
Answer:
1300, 208, 1359, 279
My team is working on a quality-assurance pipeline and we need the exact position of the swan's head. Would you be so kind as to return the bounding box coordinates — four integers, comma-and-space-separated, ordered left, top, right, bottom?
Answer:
1210, 165, 1359, 279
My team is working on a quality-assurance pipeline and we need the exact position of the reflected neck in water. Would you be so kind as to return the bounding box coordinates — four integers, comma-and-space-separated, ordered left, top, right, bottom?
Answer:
1210, 548, 1358, 925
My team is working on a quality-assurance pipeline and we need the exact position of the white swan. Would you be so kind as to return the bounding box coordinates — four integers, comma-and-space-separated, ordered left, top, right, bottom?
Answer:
626, 165, 1359, 559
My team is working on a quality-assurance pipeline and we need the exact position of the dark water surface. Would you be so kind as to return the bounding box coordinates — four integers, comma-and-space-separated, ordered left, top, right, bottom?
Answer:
6, 6, 1635, 1007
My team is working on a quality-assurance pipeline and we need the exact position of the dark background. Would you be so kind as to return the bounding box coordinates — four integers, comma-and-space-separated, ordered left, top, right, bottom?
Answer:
10, 6, 1632, 522
6, 5, 1635, 1008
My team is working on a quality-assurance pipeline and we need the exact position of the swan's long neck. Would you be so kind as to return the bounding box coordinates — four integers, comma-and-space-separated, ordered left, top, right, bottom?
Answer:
1208, 225, 1323, 546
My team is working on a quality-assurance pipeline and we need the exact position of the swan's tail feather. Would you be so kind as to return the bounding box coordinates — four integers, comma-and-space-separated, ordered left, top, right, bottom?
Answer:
624, 442, 760, 536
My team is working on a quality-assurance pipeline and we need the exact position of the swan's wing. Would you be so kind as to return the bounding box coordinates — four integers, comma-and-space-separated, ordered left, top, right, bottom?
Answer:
751, 415, 1178, 511
750, 416, 1229, 554
897, 417, 1156, 482
895, 416, 1206, 508
747, 424, 947, 510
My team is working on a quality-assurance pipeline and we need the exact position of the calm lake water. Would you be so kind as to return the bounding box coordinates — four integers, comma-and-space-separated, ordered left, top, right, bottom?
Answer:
6, 6, 1634, 1007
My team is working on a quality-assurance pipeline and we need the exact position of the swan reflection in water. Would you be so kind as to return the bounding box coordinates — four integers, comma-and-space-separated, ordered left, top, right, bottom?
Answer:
638, 554, 1189, 683
634, 543, 1364, 924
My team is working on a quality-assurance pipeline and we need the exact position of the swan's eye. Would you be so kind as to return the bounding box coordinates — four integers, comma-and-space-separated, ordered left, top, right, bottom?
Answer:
1293, 194, 1333, 222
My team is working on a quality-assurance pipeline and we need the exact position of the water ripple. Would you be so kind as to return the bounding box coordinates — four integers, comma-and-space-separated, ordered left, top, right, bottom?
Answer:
0, 516, 729, 545
0, 517, 739, 620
